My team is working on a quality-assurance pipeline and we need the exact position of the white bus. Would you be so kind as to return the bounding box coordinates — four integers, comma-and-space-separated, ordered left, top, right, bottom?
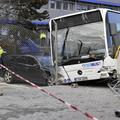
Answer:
49, 8, 120, 85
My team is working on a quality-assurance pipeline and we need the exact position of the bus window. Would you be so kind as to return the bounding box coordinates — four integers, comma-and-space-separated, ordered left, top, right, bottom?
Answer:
53, 21, 105, 64
107, 11, 120, 57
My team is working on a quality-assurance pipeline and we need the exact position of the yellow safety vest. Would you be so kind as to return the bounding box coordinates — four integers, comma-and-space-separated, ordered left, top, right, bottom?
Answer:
114, 46, 120, 59
0, 47, 5, 57
40, 33, 46, 40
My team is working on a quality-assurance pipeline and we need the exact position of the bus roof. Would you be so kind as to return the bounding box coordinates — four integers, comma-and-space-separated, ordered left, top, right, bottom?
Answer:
50, 9, 102, 30
50, 8, 108, 21
50, 8, 120, 29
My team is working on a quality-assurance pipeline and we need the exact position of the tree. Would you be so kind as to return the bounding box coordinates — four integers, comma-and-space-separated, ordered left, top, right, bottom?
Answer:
18, 0, 49, 21
0, 0, 49, 21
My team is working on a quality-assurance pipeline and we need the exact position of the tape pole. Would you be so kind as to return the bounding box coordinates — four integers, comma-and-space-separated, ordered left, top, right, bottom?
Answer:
114, 46, 120, 59
0, 64, 99, 120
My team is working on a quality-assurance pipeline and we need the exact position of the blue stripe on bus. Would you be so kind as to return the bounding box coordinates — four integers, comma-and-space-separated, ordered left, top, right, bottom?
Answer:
0, 19, 48, 26
80, 0, 120, 7
0, 19, 17, 24
31, 21, 49, 25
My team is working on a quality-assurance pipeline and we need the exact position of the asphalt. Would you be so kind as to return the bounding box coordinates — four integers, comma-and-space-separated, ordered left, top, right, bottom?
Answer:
0, 78, 120, 120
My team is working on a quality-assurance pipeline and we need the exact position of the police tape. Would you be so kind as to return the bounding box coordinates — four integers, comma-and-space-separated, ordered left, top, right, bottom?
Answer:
0, 64, 99, 120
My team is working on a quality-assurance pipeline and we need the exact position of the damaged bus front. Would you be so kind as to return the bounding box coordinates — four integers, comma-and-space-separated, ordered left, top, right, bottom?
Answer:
50, 8, 119, 85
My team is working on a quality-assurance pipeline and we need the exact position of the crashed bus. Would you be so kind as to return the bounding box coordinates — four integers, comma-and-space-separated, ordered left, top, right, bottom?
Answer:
49, 8, 120, 85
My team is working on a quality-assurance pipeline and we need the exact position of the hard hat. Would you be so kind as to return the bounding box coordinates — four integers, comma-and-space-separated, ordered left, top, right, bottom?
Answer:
40, 32, 46, 40
0, 47, 4, 57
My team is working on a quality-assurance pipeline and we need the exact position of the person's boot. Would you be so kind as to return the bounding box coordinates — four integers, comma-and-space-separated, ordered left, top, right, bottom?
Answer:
115, 110, 120, 117
0, 93, 3, 96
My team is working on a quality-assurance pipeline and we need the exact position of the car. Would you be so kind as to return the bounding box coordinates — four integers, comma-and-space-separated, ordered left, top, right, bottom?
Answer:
0, 54, 55, 86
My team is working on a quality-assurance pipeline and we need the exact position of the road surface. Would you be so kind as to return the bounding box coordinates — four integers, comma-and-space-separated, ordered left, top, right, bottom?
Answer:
0, 78, 120, 120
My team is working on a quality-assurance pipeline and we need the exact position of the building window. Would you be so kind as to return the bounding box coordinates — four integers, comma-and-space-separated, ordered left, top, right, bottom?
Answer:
76, 3, 82, 11
69, 2, 75, 11
115, 7, 120, 11
87, 5, 96, 10
50, 0, 55, 9
63, 1, 68, 10
81, 5, 88, 10
56, 1, 62, 9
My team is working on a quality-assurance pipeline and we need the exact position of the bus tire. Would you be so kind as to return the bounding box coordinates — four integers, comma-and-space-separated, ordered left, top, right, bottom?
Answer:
4, 71, 14, 84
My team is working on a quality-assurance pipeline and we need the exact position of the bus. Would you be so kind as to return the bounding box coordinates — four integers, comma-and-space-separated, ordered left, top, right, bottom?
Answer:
49, 8, 120, 85
0, 19, 54, 86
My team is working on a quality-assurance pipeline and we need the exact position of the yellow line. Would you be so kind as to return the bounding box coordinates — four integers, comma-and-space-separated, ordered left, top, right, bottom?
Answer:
114, 46, 120, 59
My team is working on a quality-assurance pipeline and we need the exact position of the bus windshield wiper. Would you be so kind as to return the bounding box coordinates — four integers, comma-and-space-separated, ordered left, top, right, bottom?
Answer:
61, 27, 70, 57
78, 40, 83, 55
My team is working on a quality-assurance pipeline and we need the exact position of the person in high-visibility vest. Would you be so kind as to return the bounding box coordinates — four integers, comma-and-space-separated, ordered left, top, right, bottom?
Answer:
0, 46, 6, 58
0, 46, 5, 96
40, 32, 46, 46
0, 46, 6, 66
40, 32, 46, 40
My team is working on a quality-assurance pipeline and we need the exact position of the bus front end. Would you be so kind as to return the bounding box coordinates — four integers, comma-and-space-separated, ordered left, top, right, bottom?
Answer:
50, 8, 118, 85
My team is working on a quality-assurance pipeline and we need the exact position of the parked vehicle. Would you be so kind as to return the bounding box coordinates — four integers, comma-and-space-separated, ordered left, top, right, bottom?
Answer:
0, 20, 54, 86
1, 54, 54, 85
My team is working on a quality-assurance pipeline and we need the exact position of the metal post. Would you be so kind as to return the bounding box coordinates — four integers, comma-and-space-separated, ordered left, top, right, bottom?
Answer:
53, 20, 58, 84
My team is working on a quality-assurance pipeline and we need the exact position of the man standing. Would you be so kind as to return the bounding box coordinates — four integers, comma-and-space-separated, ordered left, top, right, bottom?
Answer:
40, 32, 46, 46
0, 46, 6, 64
40, 32, 46, 40
0, 46, 6, 96
0, 46, 6, 57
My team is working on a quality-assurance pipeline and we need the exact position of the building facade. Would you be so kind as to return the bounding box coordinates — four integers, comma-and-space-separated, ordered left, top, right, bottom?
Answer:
40, 0, 120, 19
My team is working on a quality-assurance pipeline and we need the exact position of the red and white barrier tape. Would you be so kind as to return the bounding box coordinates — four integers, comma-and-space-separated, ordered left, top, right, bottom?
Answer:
0, 64, 99, 120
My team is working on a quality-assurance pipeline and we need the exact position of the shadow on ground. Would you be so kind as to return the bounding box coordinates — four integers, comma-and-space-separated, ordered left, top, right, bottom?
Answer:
69, 79, 108, 88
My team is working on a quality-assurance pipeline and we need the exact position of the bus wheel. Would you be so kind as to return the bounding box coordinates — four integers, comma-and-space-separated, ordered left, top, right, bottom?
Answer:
4, 71, 14, 84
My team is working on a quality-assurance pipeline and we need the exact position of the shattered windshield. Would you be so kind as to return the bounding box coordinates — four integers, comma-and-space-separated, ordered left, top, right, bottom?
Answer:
53, 22, 105, 63
58, 21, 104, 54
51, 10, 106, 64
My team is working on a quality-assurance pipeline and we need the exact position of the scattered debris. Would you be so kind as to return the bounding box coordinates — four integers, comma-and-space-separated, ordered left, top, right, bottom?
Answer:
71, 83, 78, 88
107, 79, 120, 98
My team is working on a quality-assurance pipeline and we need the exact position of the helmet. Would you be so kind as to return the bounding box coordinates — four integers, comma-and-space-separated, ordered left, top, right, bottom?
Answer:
40, 32, 46, 40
